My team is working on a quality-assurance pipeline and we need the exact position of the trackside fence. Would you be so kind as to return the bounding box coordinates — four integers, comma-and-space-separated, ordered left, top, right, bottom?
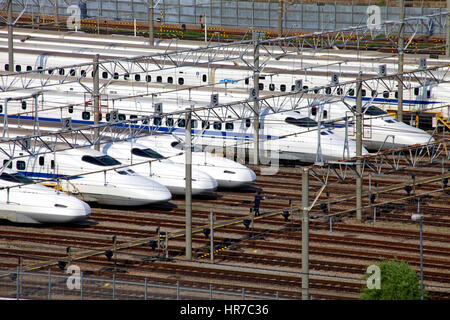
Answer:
0, 269, 283, 300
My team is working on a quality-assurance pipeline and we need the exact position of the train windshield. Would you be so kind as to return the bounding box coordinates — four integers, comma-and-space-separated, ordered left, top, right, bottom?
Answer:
352, 105, 387, 116
131, 148, 164, 159
81, 155, 121, 166
171, 141, 203, 152
0, 172, 34, 184
285, 117, 318, 128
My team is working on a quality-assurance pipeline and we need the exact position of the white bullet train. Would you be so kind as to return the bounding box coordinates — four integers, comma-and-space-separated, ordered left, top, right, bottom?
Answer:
302, 100, 435, 151
0, 144, 172, 206
0, 167, 91, 224
99, 140, 218, 195
0, 88, 365, 163
0, 46, 438, 151
134, 135, 257, 188
0, 44, 447, 117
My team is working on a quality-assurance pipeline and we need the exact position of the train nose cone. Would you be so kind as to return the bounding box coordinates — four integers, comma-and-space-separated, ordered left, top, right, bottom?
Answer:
192, 171, 218, 194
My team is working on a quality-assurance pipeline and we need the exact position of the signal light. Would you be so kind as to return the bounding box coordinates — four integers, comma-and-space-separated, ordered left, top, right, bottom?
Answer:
281, 210, 290, 222
243, 219, 251, 230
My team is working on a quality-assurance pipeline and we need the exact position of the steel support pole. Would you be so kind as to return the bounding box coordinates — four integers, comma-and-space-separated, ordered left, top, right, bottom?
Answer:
278, 0, 283, 37
53, 0, 59, 28
356, 72, 363, 222
419, 219, 424, 300
93, 54, 100, 151
185, 107, 192, 261
210, 210, 214, 263
301, 167, 309, 300
447, 0, 450, 57
149, 1, 154, 46
253, 32, 260, 165
398, 0, 405, 123
7, 0, 13, 71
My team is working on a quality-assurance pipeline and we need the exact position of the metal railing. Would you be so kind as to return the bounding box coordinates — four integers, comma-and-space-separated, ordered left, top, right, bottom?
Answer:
0, 269, 283, 300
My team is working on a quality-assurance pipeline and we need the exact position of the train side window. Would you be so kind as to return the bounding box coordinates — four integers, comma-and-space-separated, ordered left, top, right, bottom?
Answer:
15, 65, 21, 72
313, 87, 320, 94
153, 117, 162, 125
48, 69, 54, 75
4, 64, 9, 71
291, 85, 296, 92
337, 88, 343, 95
59, 68, 65, 75
130, 114, 138, 123
259, 83, 264, 90
303, 85, 309, 91
135, 74, 141, 81
269, 84, 275, 91
166, 118, 174, 126
427, 90, 431, 98
16, 161, 26, 171
0, 104, 2, 113
202, 74, 207, 82
51, 160, 55, 170
70, 69, 76, 76
81, 70, 87, 77
191, 120, 198, 128
102, 71, 108, 79
323, 110, 328, 119
177, 119, 186, 127
82, 111, 90, 120
325, 87, 331, 94
146, 75, 151, 82
213, 121, 222, 130
347, 89, 355, 96
414, 88, 419, 96
37, 66, 43, 73
26, 66, 32, 71
39, 156, 45, 166
113, 72, 119, 80
202, 121, 210, 129
225, 122, 234, 131
118, 114, 126, 121
245, 118, 251, 128
157, 76, 162, 83
371, 90, 377, 97
280, 84, 286, 92
311, 106, 317, 116
383, 91, 389, 98
68, 106, 73, 113
245, 77, 249, 85
395, 91, 398, 99
361, 89, 366, 96
21, 101, 27, 110
124, 73, 130, 80
3, 160, 12, 169
167, 77, 173, 84
178, 77, 184, 85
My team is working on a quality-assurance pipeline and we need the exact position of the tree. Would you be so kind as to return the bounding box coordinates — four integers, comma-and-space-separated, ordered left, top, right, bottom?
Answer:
361, 259, 429, 300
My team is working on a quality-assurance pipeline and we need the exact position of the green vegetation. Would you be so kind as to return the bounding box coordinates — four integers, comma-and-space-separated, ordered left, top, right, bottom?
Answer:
361, 259, 429, 300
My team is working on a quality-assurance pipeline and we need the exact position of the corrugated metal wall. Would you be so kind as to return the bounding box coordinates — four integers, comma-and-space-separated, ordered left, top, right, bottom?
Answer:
15, 0, 446, 34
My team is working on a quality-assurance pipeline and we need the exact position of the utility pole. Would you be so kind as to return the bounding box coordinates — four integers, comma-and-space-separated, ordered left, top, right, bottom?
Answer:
185, 107, 193, 261
397, 0, 405, 123
93, 54, 100, 151
148, 0, 154, 46
301, 167, 309, 300
356, 72, 363, 222
7, 0, 13, 71
253, 32, 260, 165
